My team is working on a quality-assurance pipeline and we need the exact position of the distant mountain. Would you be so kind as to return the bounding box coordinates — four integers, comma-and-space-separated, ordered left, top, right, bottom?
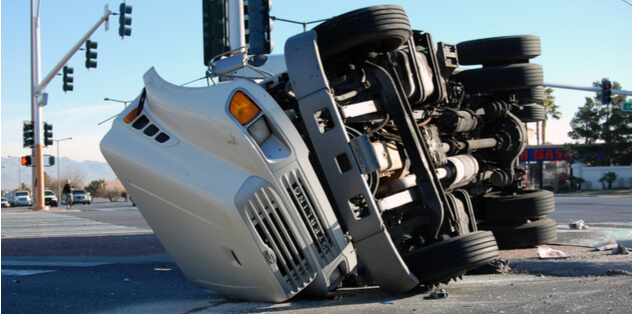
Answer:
1, 157, 117, 191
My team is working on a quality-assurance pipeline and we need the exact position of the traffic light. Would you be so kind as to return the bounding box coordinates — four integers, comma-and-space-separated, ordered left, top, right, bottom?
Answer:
63, 66, 74, 92
43, 122, 53, 147
85, 40, 98, 69
118, 3, 132, 38
247, 0, 273, 55
202, 0, 230, 66
21, 156, 33, 167
601, 80, 612, 105
23, 121, 34, 148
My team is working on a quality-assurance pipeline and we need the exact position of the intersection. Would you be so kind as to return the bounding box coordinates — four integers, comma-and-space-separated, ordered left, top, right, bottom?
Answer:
2, 197, 631, 313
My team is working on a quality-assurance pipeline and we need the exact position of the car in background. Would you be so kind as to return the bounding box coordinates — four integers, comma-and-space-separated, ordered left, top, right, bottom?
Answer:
72, 189, 92, 205
1, 197, 10, 208
9, 191, 32, 207
44, 190, 58, 207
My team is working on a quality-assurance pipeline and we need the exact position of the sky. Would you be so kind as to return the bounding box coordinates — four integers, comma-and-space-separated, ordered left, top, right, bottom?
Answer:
2, 0, 632, 164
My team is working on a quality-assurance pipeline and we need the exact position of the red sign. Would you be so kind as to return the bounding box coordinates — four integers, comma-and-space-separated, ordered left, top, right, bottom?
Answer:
520, 147, 572, 161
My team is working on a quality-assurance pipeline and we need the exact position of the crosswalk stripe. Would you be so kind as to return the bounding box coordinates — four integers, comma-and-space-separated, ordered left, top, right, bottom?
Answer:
1, 212, 152, 239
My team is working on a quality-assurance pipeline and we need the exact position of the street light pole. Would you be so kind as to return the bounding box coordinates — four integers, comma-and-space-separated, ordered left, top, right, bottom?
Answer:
99, 98, 133, 125
103, 98, 131, 107
53, 138, 72, 198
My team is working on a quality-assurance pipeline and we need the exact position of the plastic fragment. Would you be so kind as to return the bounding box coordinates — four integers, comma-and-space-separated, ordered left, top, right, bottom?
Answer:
537, 245, 567, 259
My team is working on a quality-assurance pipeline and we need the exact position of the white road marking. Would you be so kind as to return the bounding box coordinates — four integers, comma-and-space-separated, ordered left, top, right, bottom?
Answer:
2, 261, 111, 267
2, 269, 56, 276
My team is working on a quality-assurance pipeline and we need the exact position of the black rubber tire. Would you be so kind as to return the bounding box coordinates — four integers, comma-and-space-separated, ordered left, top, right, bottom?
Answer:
403, 231, 499, 286
454, 63, 543, 93
313, 5, 412, 61
478, 218, 557, 249
514, 104, 546, 122
457, 35, 541, 66
481, 189, 555, 221
515, 86, 546, 104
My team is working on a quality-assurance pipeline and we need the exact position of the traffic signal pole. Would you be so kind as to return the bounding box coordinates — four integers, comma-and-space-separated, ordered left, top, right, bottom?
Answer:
30, 0, 45, 210
543, 82, 632, 97
33, 5, 112, 96
30, 0, 112, 210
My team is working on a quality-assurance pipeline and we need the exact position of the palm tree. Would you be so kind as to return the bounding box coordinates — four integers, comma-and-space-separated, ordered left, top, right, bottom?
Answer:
541, 88, 561, 144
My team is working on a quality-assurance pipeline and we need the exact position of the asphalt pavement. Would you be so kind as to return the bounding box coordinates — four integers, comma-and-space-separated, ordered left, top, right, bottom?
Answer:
2, 197, 632, 313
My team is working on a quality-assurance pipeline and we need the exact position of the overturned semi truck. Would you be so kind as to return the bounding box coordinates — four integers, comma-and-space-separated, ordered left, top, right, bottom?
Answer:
101, 4, 556, 302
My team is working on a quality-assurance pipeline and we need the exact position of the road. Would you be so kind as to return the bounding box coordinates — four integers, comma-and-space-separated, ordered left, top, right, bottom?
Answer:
2, 196, 632, 313
551, 195, 632, 226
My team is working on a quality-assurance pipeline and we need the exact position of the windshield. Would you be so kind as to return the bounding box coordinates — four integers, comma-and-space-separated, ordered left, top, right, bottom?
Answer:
45, 191, 55, 196
74, 190, 86, 195
15, 192, 28, 197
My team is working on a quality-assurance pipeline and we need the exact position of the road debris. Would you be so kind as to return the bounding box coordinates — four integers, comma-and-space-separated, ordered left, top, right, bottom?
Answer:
592, 238, 619, 251
468, 258, 511, 274
605, 269, 632, 276
537, 245, 568, 259
611, 243, 630, 255
569, 219, 588, 230
429, 289, 449, 299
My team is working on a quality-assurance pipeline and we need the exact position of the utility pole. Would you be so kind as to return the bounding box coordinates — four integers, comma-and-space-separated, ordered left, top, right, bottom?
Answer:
30, 1, 113, 210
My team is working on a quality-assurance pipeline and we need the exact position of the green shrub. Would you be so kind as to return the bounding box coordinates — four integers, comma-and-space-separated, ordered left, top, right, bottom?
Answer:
557, 184, 571, 193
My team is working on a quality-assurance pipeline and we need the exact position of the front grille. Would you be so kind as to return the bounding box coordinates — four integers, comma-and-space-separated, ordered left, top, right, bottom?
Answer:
282, 171, 335, 265
245, 187, 314, 294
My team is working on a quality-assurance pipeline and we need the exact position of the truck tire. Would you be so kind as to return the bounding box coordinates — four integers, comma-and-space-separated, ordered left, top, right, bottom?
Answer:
454, 63, 543, 93
313, 5, 412, 61
514, 104, 546, 122
457, 35, 541, 66
478, 218, 557, 249
403, 231, 499, 286
481, 189, 554, 221
515, 86, 545, 104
